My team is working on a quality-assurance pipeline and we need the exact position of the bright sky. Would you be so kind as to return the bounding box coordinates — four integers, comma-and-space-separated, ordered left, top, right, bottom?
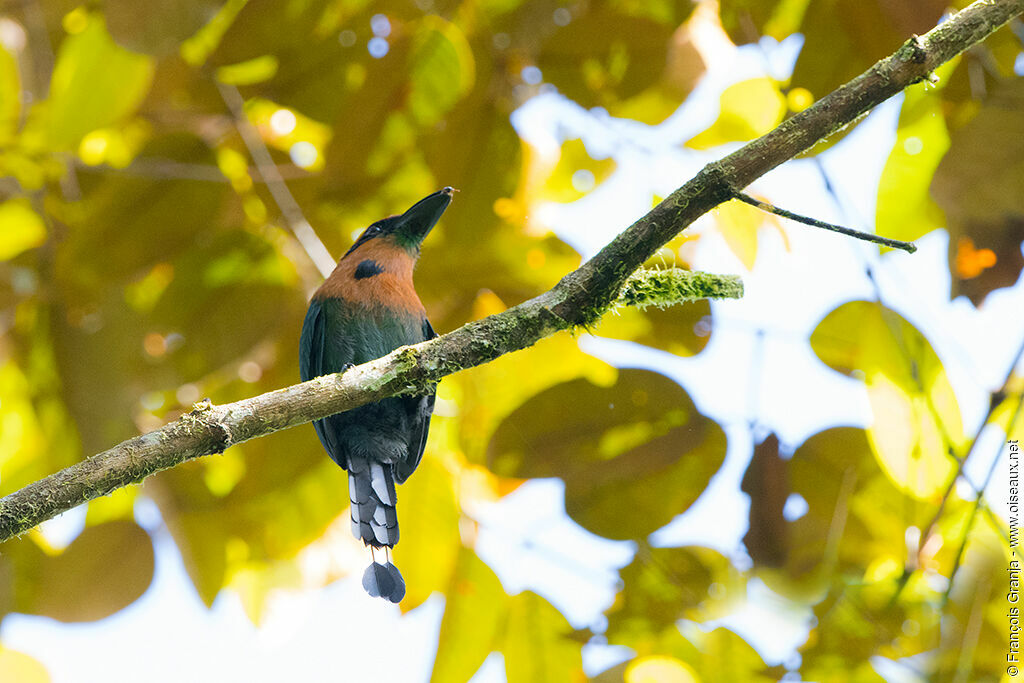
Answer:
5, 30, 1023, 683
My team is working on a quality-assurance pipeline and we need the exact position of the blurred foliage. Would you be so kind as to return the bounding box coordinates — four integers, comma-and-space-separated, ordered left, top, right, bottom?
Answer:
0, 0, 1019, 681
488, 369, 726, 540
933, 78, 1024, 303
811, 301, 965, 499
686, 77, 786, 150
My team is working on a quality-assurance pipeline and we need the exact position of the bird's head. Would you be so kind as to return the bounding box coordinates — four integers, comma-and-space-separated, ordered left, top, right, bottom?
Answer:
345, 187, 455, 258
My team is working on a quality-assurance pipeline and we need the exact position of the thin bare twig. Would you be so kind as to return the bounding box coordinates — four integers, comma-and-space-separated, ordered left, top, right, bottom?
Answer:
732, 191, 917, 253
216, 81, 336, 278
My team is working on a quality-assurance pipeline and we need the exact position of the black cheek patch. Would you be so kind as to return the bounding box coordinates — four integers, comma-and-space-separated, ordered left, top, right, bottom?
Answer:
354, 260, 385, 280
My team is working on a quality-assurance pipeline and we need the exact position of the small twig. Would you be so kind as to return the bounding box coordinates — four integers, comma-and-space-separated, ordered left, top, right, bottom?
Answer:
216, 81, 336, 278
732, 191, 917, 253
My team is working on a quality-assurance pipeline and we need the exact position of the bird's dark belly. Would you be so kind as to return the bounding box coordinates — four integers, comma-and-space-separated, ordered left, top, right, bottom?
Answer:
319, 396, 416, 468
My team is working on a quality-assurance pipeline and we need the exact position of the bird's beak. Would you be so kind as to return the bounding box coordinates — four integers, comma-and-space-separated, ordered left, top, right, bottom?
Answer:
395, 187, 455, 245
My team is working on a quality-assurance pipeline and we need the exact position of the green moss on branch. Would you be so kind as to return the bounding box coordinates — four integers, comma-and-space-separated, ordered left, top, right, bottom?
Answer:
616, 268, 744, 309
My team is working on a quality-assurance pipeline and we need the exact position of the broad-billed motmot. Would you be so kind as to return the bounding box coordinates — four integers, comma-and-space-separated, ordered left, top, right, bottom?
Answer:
300, 188, 454, 602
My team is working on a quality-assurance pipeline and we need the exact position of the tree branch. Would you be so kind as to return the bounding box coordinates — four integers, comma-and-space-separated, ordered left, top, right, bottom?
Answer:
2, 0, 1020, 543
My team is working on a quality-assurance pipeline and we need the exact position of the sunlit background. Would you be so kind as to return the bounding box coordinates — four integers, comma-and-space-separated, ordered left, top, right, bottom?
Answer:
0, 1, 1022, 682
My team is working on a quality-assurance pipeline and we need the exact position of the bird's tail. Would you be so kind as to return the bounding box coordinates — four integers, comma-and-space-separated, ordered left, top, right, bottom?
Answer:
348, 457, 405, 602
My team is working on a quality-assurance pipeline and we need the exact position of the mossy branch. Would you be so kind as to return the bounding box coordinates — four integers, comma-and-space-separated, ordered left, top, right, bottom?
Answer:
616, 269, 744, 309
1, 0, 1020, 543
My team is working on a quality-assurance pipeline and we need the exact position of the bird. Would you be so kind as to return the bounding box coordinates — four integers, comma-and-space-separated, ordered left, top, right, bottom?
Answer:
299, 187, 454, 603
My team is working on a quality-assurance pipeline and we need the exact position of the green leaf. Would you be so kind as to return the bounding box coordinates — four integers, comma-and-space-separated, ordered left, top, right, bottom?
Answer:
149, 229, 303, 378
418, 106, 582, 333
756, 428, 936, 605
606, 0, 697, 27
105, 0, 221, 55
159, 431, 345, 608
0, 200, 46, 261
991, 385, 1024, 437
431, 547, 508, 683
800, 578, 921, 680
318, 44, 418, 190
539, 138, 616, 203
408, 17, 475, 127
810, 302, 964, 499
503, 591, 583, 683
0, 361, 47, 488
606, 546, 742, 648
155, 342, 351, 609
208, 0, 330, 66
537, 8, 674, 108
455, 330, 615, 466
488, 369, 726, 540
46, 14, 154, 148
680, 627, 776, 682
593, 300, 713, 358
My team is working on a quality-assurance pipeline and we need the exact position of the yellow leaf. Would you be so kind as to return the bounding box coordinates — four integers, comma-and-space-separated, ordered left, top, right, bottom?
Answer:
626, 656, 699, 683
866, 372, 955, 500
540, 138, 617, 203
876, 60, 956, 246
687, 77, 786, 149
612, 83, 690, 126
0, 360, 46, 479
0, 42, 19, 145
0, 199, 45, 261
504, 592, 584, 683
713, 198, 764, 269
0, 648, 50, 683
431, 548, 508, 683
811, 301, 963, 499
85, 487, 137, 526
392, 455, 461, 610
215, 55, 279, 85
